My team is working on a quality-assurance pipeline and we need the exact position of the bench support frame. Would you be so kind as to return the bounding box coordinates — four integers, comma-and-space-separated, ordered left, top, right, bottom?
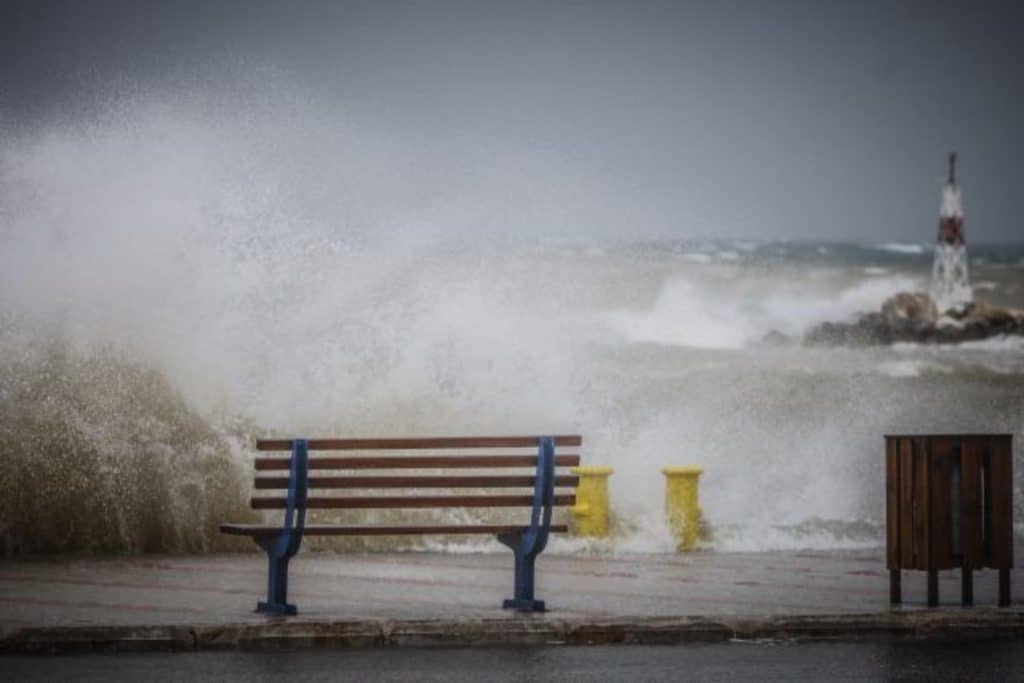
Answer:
499, 436, 555, 612
255, 439, 308, 615
248, 436, 560, 615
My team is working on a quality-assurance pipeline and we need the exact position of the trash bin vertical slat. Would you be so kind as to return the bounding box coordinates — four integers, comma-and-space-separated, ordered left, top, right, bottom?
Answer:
960, 438, 983, 570
885, 438, 900, 569
928, 437, 954, 570
913, 438, 931, 570
898, 438, 915, 568
988, 436, 1014, 570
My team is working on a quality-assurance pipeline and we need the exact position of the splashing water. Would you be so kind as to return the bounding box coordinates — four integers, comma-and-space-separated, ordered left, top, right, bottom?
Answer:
1, 84, 1022, 555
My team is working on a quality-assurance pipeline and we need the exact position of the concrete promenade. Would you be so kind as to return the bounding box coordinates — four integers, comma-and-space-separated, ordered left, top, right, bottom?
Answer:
2, 549, 1022, 652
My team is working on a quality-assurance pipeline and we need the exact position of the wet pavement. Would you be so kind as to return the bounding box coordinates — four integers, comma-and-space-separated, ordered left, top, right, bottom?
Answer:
1, 549, 1022, 651
1, 548, 1020, 627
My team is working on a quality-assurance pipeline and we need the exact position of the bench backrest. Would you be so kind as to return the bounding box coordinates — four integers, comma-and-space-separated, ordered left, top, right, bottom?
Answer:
251, 436, 581, 520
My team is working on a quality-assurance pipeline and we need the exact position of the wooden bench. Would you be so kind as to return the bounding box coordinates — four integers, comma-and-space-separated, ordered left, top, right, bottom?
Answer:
220, 435, 581, 615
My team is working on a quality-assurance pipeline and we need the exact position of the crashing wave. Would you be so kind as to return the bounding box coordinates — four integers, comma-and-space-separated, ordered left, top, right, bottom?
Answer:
0, 339, 254, 555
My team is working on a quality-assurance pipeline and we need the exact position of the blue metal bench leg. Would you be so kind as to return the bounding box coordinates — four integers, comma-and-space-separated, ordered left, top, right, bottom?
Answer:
254, 438, 308, 616
502, 540, 544, 612
496, 436, 555, 613
498, 532, 545, 612
257, 549, 296, 615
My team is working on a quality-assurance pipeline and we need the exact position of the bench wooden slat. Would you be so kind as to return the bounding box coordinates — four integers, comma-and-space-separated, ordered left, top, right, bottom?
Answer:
254, 455, 581, 470
256, 435, 582, 451
220, 523, 570, 537
254, 475, 581, 489
251, 494, 576, 509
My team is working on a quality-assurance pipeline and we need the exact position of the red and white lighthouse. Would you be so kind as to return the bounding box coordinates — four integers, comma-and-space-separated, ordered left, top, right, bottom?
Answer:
930, 153, 972, 311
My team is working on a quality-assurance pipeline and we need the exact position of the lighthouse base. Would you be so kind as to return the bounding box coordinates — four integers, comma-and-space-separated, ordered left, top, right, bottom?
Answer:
931, 244, 972, 313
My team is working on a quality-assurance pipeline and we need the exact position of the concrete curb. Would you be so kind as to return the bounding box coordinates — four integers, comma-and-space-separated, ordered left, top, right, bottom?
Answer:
0, 625, 197, 653
3, 611, 1024, 654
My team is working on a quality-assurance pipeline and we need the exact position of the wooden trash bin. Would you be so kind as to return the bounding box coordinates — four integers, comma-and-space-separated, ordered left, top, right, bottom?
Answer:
885, 434, 1013, 607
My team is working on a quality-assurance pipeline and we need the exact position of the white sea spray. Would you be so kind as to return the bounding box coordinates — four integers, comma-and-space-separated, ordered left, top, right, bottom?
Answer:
1, 84, 1022, 555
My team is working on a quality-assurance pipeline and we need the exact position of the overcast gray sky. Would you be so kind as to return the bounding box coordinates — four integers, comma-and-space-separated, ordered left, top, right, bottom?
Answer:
2, 1, 1021, 243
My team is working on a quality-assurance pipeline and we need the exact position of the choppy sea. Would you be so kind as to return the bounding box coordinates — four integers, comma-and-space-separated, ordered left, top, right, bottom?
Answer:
2, 233, 1021, 555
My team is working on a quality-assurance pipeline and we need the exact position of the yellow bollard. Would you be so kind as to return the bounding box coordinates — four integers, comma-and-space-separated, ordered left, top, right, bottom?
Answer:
661, 466, 704, 551
569, 466, 614, 537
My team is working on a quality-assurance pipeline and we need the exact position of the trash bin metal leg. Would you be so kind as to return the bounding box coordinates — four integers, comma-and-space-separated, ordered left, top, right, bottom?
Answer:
961, 568, 973, 606
927, 570, 939, 607
999, 569, 1011, 607
889, 569, 901, 605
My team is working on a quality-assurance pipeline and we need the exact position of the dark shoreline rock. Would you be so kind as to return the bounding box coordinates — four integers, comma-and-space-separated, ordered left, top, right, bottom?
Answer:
803, 293, 1024, 346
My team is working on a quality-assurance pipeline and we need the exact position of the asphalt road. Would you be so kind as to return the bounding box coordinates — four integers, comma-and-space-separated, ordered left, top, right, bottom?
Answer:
6, 640, 1024, 682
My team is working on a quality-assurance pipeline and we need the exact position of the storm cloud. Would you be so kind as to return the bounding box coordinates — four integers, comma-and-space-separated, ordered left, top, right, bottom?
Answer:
3, 0, 1021, 242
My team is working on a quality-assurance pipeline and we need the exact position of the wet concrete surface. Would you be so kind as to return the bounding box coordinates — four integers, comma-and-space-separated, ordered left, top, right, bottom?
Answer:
1, 549, 1022, 651
1, 548, 1020, 626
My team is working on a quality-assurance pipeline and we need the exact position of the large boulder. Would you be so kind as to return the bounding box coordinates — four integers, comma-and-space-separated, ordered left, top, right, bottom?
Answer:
961, 301, 1023, 330
804, 312, 893, 346
804, 291, 1023, 347
881, 292, 938, 328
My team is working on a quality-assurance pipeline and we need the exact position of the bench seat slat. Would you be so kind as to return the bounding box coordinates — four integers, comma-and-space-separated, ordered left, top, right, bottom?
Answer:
253, 475, 581, 489
251, 494, 575, 509
257, 436, 582, 451
254, 455, 581, 470
220, 523, 570, 537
